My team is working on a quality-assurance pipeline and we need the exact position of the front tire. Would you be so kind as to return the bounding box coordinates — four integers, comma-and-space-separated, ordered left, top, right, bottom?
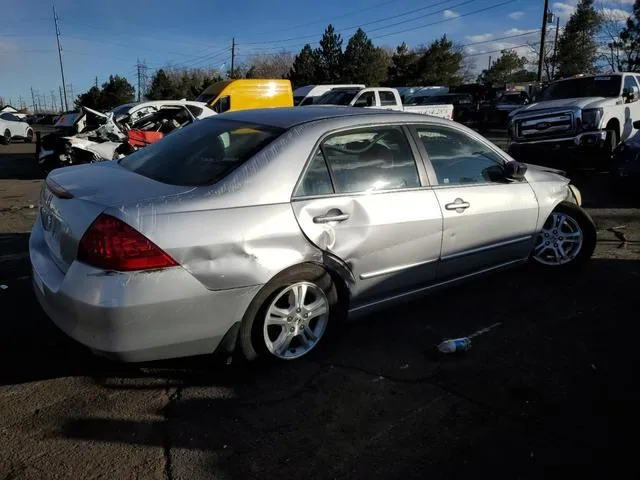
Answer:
239, 264, 339, 362
1, 129, 10, 145
531, 202, 596, 269
24, 129, 34, 143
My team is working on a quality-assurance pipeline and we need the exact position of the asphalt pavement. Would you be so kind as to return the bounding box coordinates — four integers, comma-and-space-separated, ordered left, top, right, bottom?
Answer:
1, 135, 639, 479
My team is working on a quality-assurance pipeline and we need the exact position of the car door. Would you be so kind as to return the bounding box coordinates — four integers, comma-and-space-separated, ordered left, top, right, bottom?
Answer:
291, 125, 443, 307
622, 75, 640, 140
410, 124, 539, 281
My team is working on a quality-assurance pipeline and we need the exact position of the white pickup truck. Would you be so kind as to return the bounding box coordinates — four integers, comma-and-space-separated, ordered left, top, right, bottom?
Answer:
508, 72, 640, 163
312, 87, 454, 120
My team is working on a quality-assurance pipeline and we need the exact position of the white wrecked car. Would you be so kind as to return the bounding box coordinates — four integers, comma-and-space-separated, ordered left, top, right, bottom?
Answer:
36, 100, 216, 172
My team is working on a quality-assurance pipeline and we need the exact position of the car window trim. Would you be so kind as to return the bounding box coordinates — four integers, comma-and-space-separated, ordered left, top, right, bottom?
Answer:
406, 122, 523, 188
291, 122, 431, 200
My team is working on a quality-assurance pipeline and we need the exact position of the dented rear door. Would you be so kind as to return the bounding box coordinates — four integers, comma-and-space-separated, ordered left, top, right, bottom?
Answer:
291, 125, 443, 307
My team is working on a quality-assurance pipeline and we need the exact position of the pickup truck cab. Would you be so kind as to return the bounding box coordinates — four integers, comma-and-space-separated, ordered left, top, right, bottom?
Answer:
294, 84, 365, 106
507, 73, 640, 163
313, 87, 454, 120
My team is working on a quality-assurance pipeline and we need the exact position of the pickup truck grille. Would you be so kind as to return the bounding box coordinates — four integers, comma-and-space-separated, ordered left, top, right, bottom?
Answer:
514, 111, 575, 141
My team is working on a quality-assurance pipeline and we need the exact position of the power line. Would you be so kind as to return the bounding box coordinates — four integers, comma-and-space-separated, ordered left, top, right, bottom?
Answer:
251, 0, 406, 36
240, 0, 473, 46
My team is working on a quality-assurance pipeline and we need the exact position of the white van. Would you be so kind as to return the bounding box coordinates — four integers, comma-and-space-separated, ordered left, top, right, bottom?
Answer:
293, 84, 366, 106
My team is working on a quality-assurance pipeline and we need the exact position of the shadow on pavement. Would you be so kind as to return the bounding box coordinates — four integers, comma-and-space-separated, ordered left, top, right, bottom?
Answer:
0, 152, 44, 181
4, 257, 638, 477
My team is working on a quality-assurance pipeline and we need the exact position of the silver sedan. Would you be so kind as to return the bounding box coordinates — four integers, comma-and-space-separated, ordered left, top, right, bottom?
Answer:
30, 107, 596, 363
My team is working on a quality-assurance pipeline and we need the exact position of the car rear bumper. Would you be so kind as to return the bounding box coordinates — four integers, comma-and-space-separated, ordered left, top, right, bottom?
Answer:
30, 219, 262, 362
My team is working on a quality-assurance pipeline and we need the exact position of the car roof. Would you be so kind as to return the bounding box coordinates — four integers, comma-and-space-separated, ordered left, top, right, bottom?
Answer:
215, 106, 440, 129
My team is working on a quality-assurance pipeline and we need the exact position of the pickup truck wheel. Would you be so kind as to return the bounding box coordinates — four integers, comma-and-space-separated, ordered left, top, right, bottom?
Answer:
531, 202, 596, 270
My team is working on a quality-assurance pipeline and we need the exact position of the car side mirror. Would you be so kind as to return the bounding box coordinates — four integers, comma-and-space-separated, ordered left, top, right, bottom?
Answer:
634, 120, 640, 129
503, 161, 528, 181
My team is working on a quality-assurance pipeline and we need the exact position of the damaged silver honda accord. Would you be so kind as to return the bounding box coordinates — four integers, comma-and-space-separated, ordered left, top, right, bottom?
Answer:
30, 107, 596, 363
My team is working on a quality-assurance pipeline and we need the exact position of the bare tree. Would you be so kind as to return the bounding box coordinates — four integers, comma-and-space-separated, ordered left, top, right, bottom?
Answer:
245, 52, 295, 78
598, 5, 629, 71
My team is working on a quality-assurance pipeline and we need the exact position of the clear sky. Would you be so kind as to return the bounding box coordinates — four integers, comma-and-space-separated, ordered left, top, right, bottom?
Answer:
0, 0, 633, 110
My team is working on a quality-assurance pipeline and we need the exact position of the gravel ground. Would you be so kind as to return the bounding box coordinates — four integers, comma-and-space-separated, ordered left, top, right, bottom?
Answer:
1, 137, 639, 479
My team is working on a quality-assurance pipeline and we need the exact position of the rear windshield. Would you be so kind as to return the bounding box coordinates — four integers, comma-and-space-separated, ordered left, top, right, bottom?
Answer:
119, 118, 284, 186
315, 90, 360, 105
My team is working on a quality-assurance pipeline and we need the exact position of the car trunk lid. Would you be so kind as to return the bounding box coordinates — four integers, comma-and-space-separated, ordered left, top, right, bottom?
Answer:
40, 162, 194, 273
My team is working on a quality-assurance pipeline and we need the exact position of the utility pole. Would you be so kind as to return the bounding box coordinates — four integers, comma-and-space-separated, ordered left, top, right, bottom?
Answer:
137, 58, 142, 102
51, 90, 57, 112
537, 0, 550, 82
95, 76, 99, 89
488, 56, 492, 70
551, 15, 560, 78
30, 87, 37, 113
231, 38, 236, 73
53, 4, 69, 111
59, 86, 64, 112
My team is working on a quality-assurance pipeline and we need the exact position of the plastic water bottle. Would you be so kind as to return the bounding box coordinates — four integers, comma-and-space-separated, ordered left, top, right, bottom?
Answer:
437, 337, 471, 354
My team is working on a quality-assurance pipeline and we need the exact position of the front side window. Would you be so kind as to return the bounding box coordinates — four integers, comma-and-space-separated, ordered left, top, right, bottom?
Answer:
320, 126, 420, 193
213, 96, 231, 113
353, 91, 375, 107
417, 126, 505, 186
624, 75, 638, 100
119, 119, 283, 186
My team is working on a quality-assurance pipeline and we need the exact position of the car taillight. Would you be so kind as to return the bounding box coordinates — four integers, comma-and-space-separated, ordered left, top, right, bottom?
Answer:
77, 214, 178, 272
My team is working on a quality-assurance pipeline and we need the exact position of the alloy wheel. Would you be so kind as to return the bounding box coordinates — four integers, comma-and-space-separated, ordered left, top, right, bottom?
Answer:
263, 281, 329, 360
533, 212, 584, 265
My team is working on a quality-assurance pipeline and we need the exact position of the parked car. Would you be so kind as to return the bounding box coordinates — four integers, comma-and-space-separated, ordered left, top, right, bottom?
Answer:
508, 73, 640, 164
0, 112, 34, 144
404, 92, 474, 123
313, 87, 455, 120
477, 90, 530, 130
196, 79, 294, 112
31, 107, 595, 364
36, 100, 216, 172
612, 118, 640, 180
294, 84, 366, 106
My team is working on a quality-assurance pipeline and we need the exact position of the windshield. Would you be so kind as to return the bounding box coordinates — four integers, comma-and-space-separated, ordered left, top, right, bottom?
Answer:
498, 93, 524, 104
315, 90, 359, 105
110, 104, 136, 116
119, 118, 284, 186
195, 82, 229, 104
405, 95, 464, 105
539, 75, 622, 101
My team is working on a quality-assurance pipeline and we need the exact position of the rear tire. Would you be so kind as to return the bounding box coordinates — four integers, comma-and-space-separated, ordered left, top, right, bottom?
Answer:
239, 264, 339, 362
530, 202, 596, 270
24, 129, 34, 143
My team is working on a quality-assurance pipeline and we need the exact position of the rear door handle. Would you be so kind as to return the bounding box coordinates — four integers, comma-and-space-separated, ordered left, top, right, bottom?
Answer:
313, 209, 350, 223
444, 198, 470, 211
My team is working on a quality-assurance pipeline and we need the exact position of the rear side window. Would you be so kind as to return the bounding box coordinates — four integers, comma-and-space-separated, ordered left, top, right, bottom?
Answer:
119, 119, 283, 186
321, 126, 420, 193
379, 91, 397, 106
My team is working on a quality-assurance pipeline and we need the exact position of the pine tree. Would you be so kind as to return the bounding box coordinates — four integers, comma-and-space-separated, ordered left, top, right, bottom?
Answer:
415, 36, 464, 86
289, 45, 318, 87
615, 0, 640, 71
342, 29, 388, 85
556, 0, 601, 77
315, 25, 343, 83
388, 42, 419, 85
146, 69, 180, 100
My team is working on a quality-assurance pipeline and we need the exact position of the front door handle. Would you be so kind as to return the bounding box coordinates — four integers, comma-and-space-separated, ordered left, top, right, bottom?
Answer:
313, 209, 350, 223
445, 198, 470, 211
